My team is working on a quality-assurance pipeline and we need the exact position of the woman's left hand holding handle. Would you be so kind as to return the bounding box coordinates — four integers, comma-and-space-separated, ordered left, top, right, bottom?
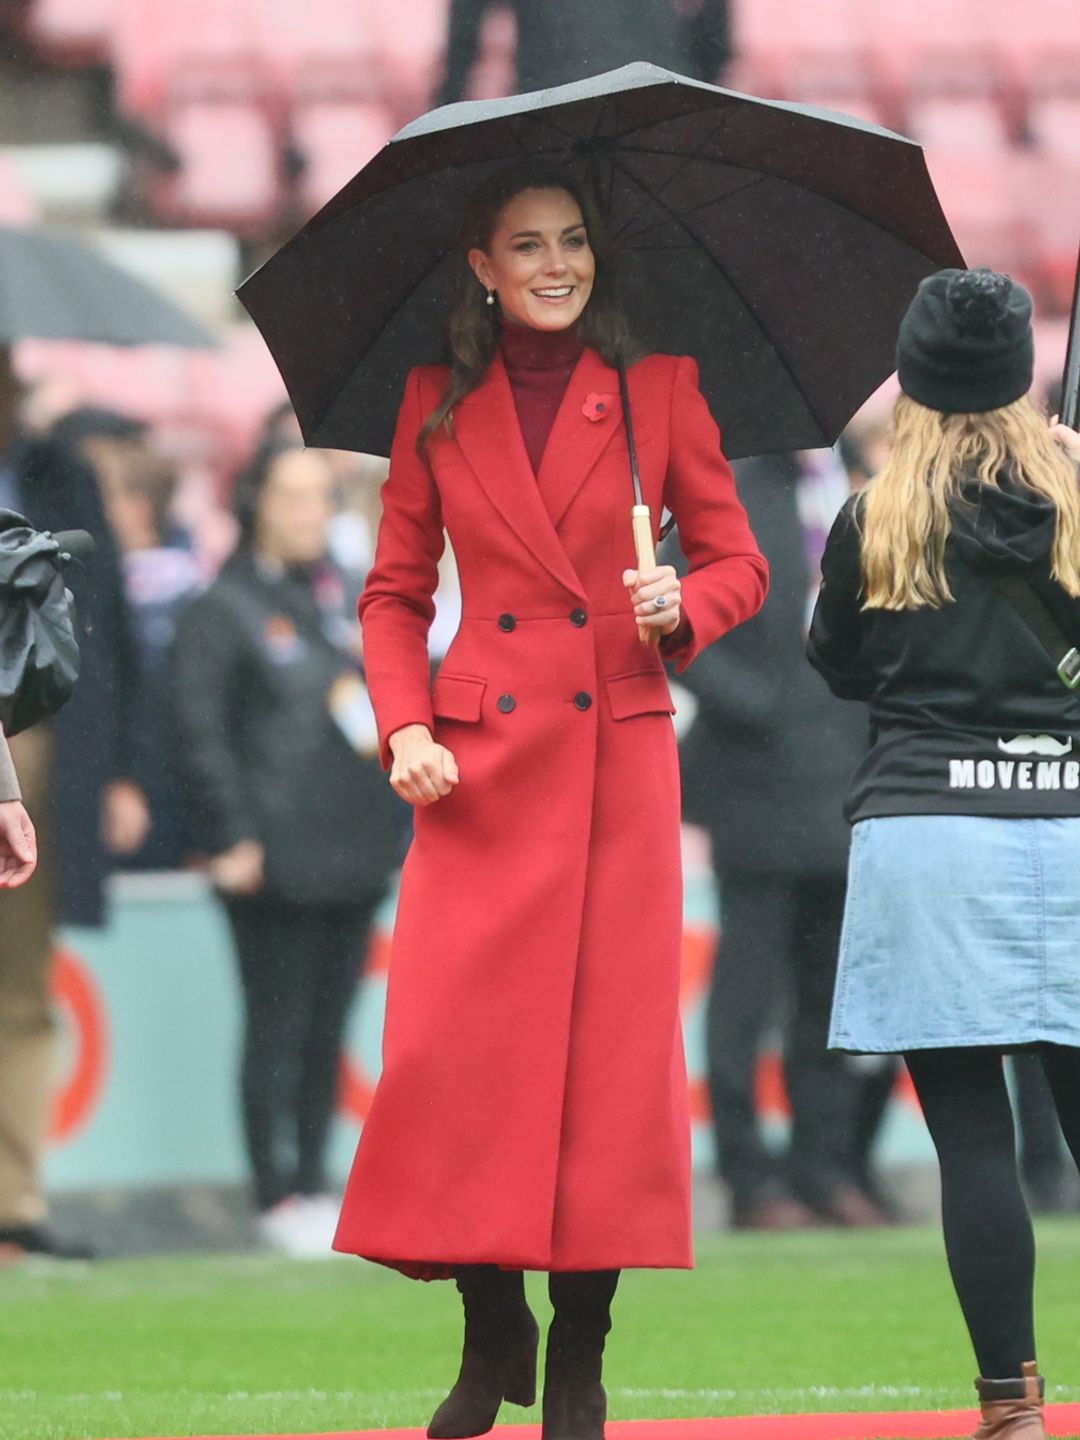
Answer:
623, 566, 683, 636
389, 724, 460, 807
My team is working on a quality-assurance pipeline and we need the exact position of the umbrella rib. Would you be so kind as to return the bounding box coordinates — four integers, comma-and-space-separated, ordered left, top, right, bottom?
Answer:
608, 153, 831, 440
613, 140, 951, 266
615, 175, 768, 245
612, 116, 731, 235
308, 246, 455, 445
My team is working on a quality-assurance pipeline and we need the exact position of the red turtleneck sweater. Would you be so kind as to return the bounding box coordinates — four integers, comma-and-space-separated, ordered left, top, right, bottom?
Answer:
500, 321, 584, 476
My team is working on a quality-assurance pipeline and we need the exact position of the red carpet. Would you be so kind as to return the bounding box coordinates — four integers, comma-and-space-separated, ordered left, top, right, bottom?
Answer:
134, 1408, 1080, 1440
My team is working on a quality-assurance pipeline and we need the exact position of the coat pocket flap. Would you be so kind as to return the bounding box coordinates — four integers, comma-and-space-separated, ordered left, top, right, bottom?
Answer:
605, 669, 675, 720
432, 674, 486, 723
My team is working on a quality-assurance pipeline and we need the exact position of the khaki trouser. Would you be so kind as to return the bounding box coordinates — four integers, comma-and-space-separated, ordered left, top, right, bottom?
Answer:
0, 727, 56, 1227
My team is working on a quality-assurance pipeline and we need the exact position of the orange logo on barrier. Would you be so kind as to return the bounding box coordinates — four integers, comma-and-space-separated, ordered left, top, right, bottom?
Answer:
48, 947, 109, 1143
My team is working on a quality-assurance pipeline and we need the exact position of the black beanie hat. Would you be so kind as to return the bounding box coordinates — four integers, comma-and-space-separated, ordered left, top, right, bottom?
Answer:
896, 267, 1034, 414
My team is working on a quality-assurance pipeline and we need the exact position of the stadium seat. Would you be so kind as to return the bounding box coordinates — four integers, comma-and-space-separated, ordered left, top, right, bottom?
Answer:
1023, 152, 1080, 314
923, 145, 1035, 278
291, 99, 395, 218
732, 0, 875, 100
257, 0, 379, 98
1027, 96, 1080, 161
984, 0, 1080, 102
865, 0, 1004, 102
365, 0, 450, 122
24, 0, 116, 66
111, 0, 263, 122
907, 96, 1012, 156
152, 94, 282, 236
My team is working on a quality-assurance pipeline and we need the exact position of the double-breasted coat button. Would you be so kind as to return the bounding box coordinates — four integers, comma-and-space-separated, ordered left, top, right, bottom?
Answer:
497, 694, 516, 713
570, 608, 588, 627
498, 614, 516, 632
573, 691, 593, 711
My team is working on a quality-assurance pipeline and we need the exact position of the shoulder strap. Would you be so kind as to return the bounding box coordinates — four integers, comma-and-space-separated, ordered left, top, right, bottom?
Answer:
995, 573, 1080, 690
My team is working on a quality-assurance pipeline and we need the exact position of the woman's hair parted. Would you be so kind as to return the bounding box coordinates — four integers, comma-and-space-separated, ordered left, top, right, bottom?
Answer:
857, 393, 1080, 610
417, 161, 641, 452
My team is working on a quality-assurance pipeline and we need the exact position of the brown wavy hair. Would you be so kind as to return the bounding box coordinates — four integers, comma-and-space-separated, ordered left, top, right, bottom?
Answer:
418, 161, 641, 452
859, 392, 1080, 609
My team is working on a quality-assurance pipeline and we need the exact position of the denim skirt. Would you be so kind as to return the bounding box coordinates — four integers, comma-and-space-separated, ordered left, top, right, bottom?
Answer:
830, 814, 1080, 1053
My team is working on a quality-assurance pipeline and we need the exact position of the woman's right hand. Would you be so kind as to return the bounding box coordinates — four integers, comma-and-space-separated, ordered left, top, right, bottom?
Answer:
209, 839, 265, 894
1049, 416, 1080, 460
388, 724, 460, 806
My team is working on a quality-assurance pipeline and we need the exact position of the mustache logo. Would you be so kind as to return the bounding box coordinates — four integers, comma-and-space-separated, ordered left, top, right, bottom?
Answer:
997, 734, 1074, 757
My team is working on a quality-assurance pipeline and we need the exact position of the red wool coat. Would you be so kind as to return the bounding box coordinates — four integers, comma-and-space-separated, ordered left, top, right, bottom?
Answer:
334, 346, 767, 1274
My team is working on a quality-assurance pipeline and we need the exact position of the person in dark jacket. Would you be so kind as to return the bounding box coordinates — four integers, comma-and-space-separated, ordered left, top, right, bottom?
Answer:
0, 349, 145, 1260
677, 450, 895, 1229
435, 0, 731, 104
173, 437, 407, 1256
808, 268, 1080, 1439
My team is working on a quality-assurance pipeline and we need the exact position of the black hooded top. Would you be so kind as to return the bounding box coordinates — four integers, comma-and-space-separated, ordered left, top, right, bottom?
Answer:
807, 472, 1080, 821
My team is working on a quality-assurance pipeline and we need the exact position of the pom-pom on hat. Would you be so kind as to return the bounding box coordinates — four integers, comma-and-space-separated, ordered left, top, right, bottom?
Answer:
896, 267, 1034, 414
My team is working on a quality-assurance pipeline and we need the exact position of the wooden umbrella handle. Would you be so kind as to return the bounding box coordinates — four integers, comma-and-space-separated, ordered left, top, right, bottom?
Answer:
632, 504, 661, 648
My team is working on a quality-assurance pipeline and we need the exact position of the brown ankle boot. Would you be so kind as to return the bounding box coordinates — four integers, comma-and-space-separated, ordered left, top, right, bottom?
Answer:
974, 1362, 1046, 1439
541, 1270, 619, 1440
427, 1266, 538, 1440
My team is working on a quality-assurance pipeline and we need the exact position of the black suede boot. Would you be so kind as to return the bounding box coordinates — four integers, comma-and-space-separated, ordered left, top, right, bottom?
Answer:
427, 1266, 539, 1440
542, 1270, 619, 1440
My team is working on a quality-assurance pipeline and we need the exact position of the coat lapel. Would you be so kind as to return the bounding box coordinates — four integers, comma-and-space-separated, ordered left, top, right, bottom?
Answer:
536, 348, 624, 532
452, 354, 586, 599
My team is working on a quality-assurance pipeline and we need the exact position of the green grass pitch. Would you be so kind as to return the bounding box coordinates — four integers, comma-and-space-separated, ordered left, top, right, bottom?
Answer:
2, 1222, 1079, 1440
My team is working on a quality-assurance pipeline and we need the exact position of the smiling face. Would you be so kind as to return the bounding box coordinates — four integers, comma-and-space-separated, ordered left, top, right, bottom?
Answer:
468, 187, 596, 332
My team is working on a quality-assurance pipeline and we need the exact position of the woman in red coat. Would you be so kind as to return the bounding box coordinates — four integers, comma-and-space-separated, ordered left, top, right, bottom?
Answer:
334, 162, 768, 1440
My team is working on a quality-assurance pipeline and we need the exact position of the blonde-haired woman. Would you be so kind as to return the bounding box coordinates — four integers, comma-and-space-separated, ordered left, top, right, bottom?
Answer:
809, 268, 1080, 1440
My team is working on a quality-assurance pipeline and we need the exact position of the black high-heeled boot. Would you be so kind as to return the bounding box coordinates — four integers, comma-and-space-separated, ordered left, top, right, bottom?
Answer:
542, 1270, 620, 1440
427, 1266, 539, 1440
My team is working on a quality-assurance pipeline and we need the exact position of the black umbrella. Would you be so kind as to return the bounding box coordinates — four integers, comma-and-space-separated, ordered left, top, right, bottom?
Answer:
0, 226, 217, 348
238, 61, 963, 462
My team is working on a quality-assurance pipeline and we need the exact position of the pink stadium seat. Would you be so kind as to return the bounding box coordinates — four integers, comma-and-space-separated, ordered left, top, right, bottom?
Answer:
732, 0, 873, 99
866, 0, 1003, 99
292, 99, 395, 217
923, 145, 1034, 277
112, 0, 263, 120
153, 95, 282, 235
257, 0, 379, 97
1023, 153, 1080, 314
1028, 96, 1080, 160
985, 0, 1080, 98
365, 0, 450, 121
907, 96, 1011, 155
24, 0, 116, 66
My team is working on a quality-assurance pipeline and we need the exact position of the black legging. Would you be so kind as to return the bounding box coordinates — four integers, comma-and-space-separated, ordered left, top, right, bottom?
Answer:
223, 893, 381, 1211
904, 1045, 1080, 1378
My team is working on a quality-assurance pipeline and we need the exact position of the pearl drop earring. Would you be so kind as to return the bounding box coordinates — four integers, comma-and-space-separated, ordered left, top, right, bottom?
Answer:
486, 289, 495, 306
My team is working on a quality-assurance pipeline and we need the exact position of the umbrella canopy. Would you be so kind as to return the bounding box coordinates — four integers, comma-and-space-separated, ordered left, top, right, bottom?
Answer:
0, 226, 217, 349
238, 62, 963, 460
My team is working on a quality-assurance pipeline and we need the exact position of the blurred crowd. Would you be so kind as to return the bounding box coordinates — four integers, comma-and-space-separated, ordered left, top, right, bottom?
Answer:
1, 0, 1078, 1262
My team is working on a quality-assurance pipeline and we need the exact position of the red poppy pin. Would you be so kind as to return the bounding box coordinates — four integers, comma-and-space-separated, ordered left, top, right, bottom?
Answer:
583, 392, 616, 422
